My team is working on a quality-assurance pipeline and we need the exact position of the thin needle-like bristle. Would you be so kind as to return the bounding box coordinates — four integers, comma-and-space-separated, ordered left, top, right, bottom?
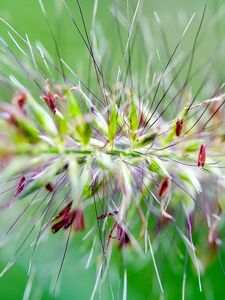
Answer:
147, 234, 164, 294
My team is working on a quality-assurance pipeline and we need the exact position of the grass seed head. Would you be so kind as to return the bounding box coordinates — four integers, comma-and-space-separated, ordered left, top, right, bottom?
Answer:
0, 1, 225, 298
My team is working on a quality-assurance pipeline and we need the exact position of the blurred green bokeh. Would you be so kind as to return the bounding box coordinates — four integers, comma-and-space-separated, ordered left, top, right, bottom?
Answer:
0, 1, 225, 299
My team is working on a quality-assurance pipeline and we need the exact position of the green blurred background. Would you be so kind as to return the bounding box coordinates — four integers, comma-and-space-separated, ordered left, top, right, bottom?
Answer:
0, 1, 225, 299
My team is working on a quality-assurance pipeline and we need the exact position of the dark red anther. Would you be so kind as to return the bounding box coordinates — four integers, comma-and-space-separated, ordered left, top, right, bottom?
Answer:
43, 92, 56, 114
109, 222, 130, 248
157, 177, 171, 198
197, 144, 206, 167
208, 204, 222, 251
45, 182, 54, 192
14, 176, 26, 197
51, 218, 68, 234
217, 203, 222, 216
116, 223, 130, 248
51, 202, 72, 224
97, 210, 119, 220
63, 211, 76, 229
51, 202, 85, 233
175, 119, 184, 137
72, 208, 85, 231
59, 202, 72, 217
13, 92, 27, 109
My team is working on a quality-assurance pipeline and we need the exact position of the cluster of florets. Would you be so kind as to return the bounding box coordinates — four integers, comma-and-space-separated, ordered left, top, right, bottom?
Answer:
0, 82, 224, 258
